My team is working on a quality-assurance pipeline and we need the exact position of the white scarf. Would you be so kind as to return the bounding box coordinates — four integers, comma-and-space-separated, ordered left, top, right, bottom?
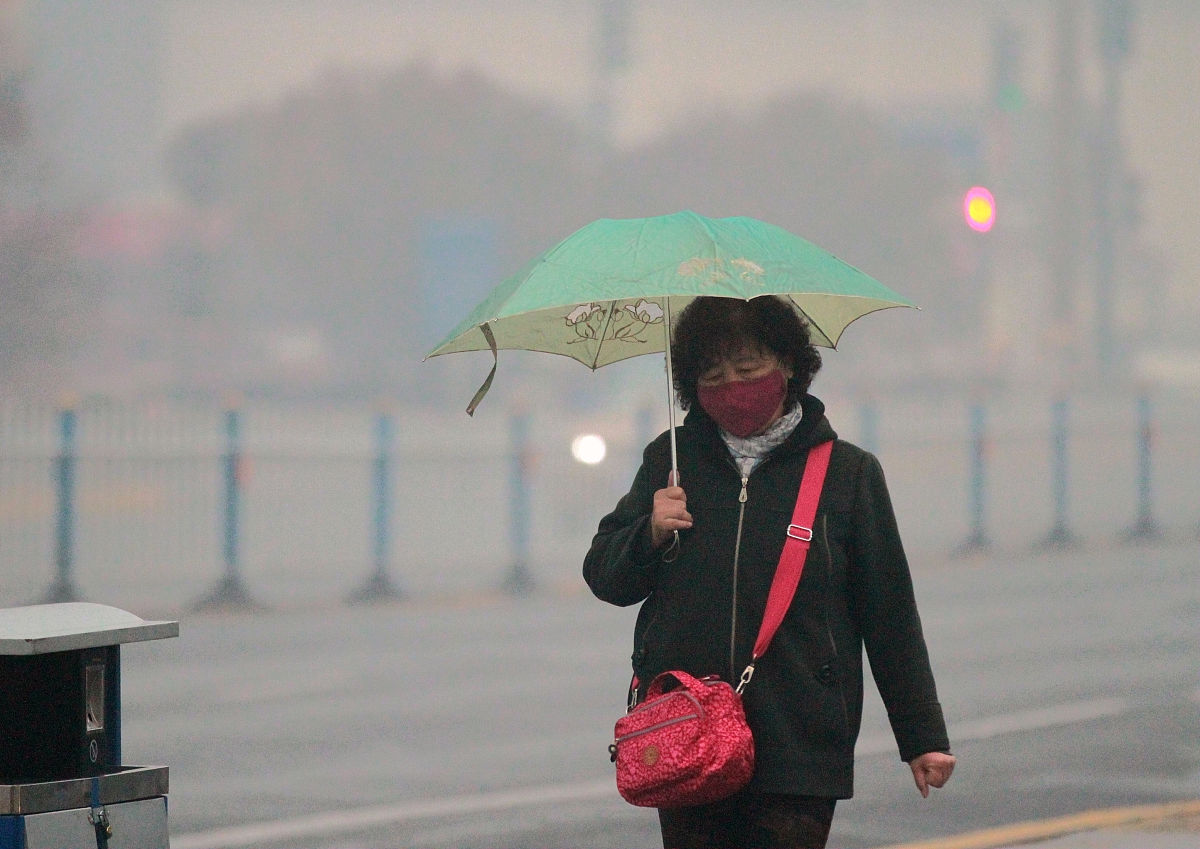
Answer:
719, 401, 805, 477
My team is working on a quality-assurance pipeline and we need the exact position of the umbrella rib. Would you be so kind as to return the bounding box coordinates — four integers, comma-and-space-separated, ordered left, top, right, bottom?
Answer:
590, 302, 619, 369
825, 302, 917, 348
691, 211, 722, 261
630, 219, 656, 299
787, 295, 916, 349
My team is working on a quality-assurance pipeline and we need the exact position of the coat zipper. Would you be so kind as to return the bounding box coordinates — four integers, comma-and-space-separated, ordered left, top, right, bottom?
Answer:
729, 473, 749, 680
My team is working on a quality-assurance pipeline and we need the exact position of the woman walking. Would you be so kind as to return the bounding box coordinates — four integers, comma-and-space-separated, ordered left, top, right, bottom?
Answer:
584, 296, 955, 848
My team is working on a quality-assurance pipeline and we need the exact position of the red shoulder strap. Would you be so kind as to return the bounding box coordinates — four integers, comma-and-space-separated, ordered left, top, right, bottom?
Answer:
751, 440, 833, 661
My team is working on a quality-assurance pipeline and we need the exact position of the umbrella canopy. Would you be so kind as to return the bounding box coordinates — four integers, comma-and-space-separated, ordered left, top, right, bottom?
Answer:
428, 211, 913, 368
425, 211, 916, 415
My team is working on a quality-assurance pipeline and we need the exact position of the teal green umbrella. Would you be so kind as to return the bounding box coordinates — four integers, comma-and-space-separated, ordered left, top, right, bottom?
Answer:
426, 211, 915, 474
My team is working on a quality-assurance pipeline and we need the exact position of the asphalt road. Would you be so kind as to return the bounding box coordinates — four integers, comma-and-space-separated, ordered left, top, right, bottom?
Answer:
114, 537, 1200, 848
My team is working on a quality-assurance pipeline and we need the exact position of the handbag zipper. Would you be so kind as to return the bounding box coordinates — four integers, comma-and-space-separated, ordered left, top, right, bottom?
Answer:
615, 711, 702, 745
613, 688, 704, 759
610, 711, 701, 761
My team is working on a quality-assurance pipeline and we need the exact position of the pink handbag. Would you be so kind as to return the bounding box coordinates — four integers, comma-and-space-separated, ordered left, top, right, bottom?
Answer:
609, 441, 833, 808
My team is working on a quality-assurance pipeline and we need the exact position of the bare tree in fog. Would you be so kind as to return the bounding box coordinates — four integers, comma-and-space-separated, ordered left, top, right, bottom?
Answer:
164, 62, 971, 401
167, 64, 591, 398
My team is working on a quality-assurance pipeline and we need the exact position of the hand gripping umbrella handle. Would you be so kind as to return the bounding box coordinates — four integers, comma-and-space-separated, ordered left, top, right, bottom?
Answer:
661, 466, 681, 561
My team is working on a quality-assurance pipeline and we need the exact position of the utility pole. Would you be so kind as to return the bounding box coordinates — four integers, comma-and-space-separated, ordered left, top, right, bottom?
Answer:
1048, 0, 1084, 379
979, 18, 1021, 373
586, 0, 630, 209
1093, 0, 1133, 375
0, 3, 30, 146
591, 0, 629, 146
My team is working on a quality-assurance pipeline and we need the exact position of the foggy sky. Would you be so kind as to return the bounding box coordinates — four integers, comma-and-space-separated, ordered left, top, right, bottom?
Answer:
161, 1, 1199, 292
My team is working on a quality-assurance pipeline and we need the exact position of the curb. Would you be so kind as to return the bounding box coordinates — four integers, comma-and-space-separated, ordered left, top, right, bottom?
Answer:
877, 800, 1200, 849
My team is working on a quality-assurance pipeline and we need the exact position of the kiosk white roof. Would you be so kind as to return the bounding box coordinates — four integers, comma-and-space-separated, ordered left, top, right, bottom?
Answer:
0, 603, 178, 655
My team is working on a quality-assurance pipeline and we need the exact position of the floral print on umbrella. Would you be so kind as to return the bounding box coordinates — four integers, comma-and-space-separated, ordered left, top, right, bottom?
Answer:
565, 299, 664, 345
677, 257, 766, 285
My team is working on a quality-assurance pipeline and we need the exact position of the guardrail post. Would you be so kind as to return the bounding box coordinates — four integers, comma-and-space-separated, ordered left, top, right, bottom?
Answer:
1122, 391, 1161, 542
1039, 395, 1079, 549
349, 410, 402, 602
195, 406, 257, 609
43, 405, 81, 602
503, 409, 534, 595
954, 399, 990, 555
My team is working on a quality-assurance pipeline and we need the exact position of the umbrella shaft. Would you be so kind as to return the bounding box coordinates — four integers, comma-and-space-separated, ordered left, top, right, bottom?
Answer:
664, 300, 679, 484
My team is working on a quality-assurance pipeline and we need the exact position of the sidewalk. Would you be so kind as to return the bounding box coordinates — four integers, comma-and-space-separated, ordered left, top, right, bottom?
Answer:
882, 800, 1200, 849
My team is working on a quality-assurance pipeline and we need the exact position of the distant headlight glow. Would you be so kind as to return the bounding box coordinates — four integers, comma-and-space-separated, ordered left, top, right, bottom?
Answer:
571, 433, 607, 465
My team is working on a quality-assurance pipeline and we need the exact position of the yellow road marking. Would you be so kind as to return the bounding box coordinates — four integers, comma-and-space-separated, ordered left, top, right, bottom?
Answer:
877, 799, 1200, 849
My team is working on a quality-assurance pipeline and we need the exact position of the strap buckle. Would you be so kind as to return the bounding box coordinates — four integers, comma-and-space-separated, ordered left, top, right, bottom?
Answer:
787, 524, 813, 542
735, 662, 756, 695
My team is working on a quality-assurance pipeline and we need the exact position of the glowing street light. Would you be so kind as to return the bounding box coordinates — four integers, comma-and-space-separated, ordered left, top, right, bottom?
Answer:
571, 433, 607, 465
963, 186, 996, 233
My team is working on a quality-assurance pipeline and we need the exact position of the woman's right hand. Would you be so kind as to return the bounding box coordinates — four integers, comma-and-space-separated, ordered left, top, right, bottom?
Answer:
650, 482, 693, 548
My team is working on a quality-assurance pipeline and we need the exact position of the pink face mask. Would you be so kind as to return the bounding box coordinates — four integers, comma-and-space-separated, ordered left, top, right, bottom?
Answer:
697, 370, 788, 438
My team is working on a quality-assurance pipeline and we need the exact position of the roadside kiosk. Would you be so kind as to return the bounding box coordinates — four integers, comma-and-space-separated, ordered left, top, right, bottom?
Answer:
0, 603, 178, 849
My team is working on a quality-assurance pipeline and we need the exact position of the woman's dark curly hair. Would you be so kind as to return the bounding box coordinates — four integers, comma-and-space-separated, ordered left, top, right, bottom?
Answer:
670, 296, 822, 412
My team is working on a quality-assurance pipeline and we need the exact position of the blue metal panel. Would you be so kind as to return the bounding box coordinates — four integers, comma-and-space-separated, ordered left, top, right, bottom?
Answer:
0, 814, 27, 849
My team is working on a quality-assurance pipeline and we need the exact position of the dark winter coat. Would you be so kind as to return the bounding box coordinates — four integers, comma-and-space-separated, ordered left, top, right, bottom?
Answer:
583, 393, 950, 799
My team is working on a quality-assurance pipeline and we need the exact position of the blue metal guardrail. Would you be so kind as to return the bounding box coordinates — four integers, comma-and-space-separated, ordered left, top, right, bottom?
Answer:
0, 391, 1194, 611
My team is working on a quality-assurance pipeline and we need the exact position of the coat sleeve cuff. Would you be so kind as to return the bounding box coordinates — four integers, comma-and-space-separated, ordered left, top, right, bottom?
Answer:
889, 702, 951, 762
628, 516, 662, 566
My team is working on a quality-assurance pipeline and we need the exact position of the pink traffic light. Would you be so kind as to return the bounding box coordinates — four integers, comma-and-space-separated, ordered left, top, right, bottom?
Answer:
963, 186, 996, 232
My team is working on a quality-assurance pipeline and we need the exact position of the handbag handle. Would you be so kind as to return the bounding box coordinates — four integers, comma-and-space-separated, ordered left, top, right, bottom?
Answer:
737, 440, 833, 694
643, 669, 706, 701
